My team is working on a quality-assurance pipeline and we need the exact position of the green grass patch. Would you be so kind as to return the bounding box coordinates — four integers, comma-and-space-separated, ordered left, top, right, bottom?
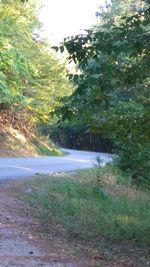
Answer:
18, 168, 150, 246
31, 135, 63, 156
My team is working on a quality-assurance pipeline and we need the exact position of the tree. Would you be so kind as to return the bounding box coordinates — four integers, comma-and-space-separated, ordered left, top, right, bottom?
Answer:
0, 0, 39, 107
0, 0, 72, 131
55, 0, 150, 185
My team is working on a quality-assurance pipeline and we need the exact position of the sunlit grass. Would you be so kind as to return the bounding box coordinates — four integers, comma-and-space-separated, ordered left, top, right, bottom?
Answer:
0, 124, 63, 157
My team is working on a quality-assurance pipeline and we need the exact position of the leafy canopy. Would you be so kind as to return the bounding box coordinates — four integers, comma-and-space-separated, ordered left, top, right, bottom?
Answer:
0, 0, 72, 127
55, 0, 150, 185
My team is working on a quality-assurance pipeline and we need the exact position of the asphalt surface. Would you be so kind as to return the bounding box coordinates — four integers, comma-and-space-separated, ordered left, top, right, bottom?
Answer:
0, 149, 113, 180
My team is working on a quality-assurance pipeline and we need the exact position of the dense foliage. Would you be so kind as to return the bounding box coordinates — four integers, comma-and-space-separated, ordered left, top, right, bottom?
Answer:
0, 0, 71, 131
55, 0, 150, 185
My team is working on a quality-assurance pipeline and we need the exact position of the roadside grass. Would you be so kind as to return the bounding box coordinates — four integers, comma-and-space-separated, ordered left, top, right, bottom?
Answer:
14, 166, 150, 246
31, 134, 63, 156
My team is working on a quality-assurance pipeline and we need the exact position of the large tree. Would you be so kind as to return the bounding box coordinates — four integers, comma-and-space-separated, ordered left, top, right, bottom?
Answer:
55, 0, 150, 185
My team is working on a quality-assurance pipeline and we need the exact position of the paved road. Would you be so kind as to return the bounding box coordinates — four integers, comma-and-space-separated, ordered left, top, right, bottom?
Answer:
0, 149, 113, 180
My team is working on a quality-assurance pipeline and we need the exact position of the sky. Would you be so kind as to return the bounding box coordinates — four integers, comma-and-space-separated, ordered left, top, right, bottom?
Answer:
39, 0, 105, 44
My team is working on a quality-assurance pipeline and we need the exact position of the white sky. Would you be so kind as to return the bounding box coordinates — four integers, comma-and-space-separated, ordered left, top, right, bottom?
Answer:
39, 0, 104, 44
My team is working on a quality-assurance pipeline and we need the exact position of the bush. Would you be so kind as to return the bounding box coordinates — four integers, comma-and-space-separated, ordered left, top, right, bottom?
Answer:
100, 102, 150, 187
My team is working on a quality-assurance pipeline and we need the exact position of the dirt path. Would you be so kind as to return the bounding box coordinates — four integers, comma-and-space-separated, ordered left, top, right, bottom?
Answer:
0, 181, 79, 267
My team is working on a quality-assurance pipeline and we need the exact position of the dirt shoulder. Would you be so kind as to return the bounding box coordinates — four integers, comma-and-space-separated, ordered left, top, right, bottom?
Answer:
0, 179, 149, 267
0, 180, 79, 267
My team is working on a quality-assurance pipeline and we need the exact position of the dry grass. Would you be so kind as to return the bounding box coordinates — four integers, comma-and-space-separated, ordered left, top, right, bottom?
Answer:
0, 124, 62, 157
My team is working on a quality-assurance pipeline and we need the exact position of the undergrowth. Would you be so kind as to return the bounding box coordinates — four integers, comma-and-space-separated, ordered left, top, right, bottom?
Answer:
17, 165, 150, 246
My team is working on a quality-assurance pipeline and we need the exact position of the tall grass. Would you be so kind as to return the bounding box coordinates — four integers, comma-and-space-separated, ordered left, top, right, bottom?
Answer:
20, 168, 150, 246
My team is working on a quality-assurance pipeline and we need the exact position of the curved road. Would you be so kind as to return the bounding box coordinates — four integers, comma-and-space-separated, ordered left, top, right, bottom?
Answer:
0, 149, 113, 180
